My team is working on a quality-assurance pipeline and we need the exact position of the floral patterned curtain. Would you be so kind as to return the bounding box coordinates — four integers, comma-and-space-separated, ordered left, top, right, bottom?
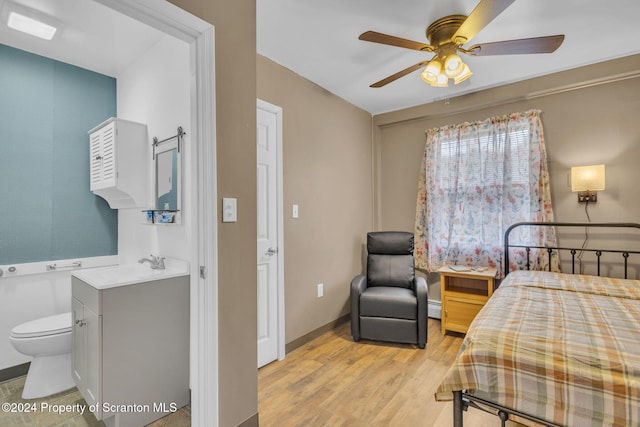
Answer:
414, 109, 559, 275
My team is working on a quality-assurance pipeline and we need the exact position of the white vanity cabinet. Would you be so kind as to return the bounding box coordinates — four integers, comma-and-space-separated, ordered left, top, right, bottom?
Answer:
89, 117, 148, 209
71, 271, 189, 427
71, 290, 101, 409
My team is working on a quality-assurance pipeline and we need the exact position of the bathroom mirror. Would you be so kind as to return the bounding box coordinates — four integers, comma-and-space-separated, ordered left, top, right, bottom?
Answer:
155, 138, 181, 214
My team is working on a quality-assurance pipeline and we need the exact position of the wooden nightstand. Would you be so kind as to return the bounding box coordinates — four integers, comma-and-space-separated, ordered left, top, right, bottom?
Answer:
437, 266, 497, 335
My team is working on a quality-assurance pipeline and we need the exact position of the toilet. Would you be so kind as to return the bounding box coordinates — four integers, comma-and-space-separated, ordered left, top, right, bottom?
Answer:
9, 312, 74, 399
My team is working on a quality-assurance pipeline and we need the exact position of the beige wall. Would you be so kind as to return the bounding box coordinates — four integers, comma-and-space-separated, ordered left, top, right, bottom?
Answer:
257, 55, 374, 343
374, 54, 640, 299
118, 3, 640, 422
159, 4, 371, 424
168, 1, 257, 426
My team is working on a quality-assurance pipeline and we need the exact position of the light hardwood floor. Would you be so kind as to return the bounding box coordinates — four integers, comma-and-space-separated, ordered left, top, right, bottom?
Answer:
258, 318, 519, 427
2, 318, 517, 427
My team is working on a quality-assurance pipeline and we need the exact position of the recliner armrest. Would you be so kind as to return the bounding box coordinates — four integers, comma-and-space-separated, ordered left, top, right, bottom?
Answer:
351, 274, 368, 299
415, 276, 428, 348
414, 276, 428, 298
350, 274, 367, 339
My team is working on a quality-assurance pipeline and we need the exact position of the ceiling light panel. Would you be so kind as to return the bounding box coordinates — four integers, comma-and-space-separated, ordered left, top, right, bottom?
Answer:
3, 2, 60, 41
8, 12, 57, 40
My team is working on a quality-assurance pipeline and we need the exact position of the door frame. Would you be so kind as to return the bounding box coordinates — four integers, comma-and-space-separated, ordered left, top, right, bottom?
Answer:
257, 98, 285, 361
95, 1, 218, 425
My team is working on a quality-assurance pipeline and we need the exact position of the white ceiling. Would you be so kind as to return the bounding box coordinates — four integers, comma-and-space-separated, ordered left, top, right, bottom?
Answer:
257, 0, 640, 114
0, 0, 165, 77
3, 0, 640, 116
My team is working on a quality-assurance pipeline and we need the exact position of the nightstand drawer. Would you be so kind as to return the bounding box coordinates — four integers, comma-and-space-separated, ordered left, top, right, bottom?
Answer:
438, 265, 497, 335
443, 296, 485, 334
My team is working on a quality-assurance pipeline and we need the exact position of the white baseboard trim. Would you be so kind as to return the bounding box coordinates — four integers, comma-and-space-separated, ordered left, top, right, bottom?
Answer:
428, 299, 442, 320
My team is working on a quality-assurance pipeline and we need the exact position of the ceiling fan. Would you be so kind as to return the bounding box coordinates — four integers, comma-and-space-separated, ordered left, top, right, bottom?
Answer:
359, 0, 564, 88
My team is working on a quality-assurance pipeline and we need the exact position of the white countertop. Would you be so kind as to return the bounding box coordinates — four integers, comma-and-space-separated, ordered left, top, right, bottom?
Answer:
71, 258, 189, 290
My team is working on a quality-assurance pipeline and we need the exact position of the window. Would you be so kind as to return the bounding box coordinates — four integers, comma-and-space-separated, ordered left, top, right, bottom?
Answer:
414, 110, 557, 273
439, 128, 530, 189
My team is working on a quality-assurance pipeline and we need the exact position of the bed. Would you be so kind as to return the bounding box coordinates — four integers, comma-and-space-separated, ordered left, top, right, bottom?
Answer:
435, 222, 640, 427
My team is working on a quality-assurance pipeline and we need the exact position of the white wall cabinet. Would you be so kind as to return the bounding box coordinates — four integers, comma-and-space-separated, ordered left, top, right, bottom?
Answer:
71, 274, 189, 427
89, 117, 149, 209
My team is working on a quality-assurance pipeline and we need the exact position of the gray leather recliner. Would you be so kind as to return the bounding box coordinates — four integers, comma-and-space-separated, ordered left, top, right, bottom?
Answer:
350, 231, 428, 349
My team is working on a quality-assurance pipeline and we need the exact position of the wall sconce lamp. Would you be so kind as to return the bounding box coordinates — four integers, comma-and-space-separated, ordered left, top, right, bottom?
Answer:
571, 164, 605, 203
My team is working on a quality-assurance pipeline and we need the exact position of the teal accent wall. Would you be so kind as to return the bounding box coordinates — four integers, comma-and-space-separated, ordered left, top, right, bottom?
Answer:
0, 44, 117, 264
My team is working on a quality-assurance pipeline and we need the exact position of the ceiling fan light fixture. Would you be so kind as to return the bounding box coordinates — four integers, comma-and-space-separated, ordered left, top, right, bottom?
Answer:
453, 63, 473, 84
433, 73, 449, 87
421, 52, 468, 87
420, 68, 437, 84
444, 53, 464, 77
360, 1, 565, 89
424, 58, 442, 78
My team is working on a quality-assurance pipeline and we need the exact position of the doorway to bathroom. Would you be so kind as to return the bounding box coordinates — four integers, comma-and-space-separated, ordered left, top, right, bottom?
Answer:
93, 2, 218, 425
0, 1, 218, 424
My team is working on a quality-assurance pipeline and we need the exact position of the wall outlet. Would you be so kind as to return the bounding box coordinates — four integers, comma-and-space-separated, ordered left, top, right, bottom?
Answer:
317, 283, 323, 298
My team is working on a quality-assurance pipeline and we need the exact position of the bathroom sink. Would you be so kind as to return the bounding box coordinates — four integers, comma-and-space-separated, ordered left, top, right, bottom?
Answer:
71, 260, 189, 290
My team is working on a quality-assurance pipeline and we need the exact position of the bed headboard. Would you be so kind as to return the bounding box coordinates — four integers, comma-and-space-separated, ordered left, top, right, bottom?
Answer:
504, 222, 640, 278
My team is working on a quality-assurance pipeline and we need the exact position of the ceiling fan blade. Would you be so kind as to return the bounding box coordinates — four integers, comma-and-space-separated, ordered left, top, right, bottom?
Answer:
359, 31, 434, 52
467, 35, 565, 56
452, 0, 516, 44
370, 60, 430, 88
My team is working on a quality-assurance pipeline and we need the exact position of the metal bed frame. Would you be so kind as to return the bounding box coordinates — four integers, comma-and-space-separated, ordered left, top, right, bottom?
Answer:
452, 221, 640, 427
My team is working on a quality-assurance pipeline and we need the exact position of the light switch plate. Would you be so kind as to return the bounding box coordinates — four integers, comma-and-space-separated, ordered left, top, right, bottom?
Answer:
292, 204, 299, 219
222, 198, 237, 222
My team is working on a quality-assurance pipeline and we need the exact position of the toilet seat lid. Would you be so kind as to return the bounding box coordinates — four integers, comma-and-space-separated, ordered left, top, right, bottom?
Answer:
11, 312, 72, 338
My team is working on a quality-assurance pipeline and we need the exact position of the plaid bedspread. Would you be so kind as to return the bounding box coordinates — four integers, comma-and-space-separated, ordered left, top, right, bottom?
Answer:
435, 270, 640, 426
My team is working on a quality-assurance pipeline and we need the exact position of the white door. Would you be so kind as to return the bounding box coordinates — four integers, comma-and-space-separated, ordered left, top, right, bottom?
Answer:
257, 100, 283, 368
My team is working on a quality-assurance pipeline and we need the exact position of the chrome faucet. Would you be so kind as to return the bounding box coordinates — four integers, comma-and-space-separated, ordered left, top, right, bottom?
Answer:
138, 254, 166, 270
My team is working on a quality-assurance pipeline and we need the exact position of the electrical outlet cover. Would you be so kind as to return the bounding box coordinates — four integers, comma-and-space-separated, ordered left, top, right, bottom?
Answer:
222, 198, 237, 222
